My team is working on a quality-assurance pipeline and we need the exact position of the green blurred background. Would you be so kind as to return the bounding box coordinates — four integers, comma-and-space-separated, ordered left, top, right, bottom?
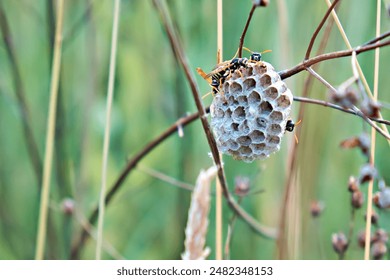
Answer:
0, 0, 389, 260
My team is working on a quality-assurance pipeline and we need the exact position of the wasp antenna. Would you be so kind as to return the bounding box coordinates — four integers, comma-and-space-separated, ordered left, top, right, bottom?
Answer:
261, 49, 272, 54
242, 46, 254, 54
230, 48, 240, 60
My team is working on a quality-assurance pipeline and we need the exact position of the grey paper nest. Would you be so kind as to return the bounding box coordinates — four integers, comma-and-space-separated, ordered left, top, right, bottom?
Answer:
210, 61, 293, 162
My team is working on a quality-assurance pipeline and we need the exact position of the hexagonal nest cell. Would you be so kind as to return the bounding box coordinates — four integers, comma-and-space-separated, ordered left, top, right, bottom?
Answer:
210, 61, 293, 162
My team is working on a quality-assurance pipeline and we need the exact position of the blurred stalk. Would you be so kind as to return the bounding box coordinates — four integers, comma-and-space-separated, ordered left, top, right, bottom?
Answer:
169, 1, 191, 259
0, 0, 42, 185
46, 0, 72, 259
72, 0, 98, 258
215, 0, 223, 261
277, 5, 335, 259
35, 0, 65, 260
364, 0, 381, 260
96, 0, 121, 260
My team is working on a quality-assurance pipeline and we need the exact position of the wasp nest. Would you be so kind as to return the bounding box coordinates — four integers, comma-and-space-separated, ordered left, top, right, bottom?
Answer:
210, 61, 293, 162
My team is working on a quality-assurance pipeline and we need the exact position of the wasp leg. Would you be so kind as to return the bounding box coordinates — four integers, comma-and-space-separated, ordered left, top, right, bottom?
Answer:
202, 91, 213, 99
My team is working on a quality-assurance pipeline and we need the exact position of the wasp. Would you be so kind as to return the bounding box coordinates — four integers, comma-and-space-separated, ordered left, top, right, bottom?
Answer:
197, 48, 271, 96
285, 119, 302, 143
197, 57, 249, 95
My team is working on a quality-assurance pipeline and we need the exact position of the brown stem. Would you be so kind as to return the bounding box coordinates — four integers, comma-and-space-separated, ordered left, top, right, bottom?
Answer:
362, 30, 390, 46
305, 0, 340, 60
293, 97, 390, 126
279, 39, 390, 80
238, 4, 257, 57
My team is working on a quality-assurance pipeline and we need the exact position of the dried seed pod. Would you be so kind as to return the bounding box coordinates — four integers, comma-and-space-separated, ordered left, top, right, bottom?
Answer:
340, 133, 370, 157
357, 231, 368, 248
234, 176, 250, 196
329, 86, 359, 109
372, 229, 388, 243
310, 200, 324, 218
361, 99, 381, 118
351, 190, 364, 209
365, 210, 379, 225
61, 198, 75, 215
348, 176, 359, 193
374, 181, 390, 209
210, 61, 293, 162
371, 241, 387, 260
332, 232, 349, 255
359, 164, 378, 184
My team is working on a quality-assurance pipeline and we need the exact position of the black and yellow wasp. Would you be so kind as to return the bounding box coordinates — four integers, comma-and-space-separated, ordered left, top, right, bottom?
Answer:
196, 48, 268, 95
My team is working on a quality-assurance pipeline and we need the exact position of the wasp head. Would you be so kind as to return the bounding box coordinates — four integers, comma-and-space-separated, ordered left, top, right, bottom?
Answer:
285, 119, 295, 132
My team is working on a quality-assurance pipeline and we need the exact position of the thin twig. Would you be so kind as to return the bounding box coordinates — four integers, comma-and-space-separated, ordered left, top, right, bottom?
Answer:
304, 0, 340, 60
293, 96, 390, 126
137, 165, 194, 191
362, 30, 390, 46
238, 4, 256, 57
96, 0, 120, 260
35, 0, 65, 260
279, 39, 390, 80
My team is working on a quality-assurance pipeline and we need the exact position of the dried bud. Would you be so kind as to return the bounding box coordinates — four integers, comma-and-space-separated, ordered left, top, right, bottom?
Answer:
253, 0, 269, 7
359, 164, 377, 184
372, 229, 388, 243
351, 190, 364, 208
340, 134, 370, 157
234, 176, 250, 196
373, 186, 390, 209
310, 200, 324, 217
358, 133, 370, 156
365, 210, 379, 225
61, 198, 75, 215
332, 233, 349, 255
348, 176, 359, 193
340, 137, 360, 149
330, 86, 359, 109
371, 241, 387, 260
357, 231, 368, 248
361, 99, 381, 118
